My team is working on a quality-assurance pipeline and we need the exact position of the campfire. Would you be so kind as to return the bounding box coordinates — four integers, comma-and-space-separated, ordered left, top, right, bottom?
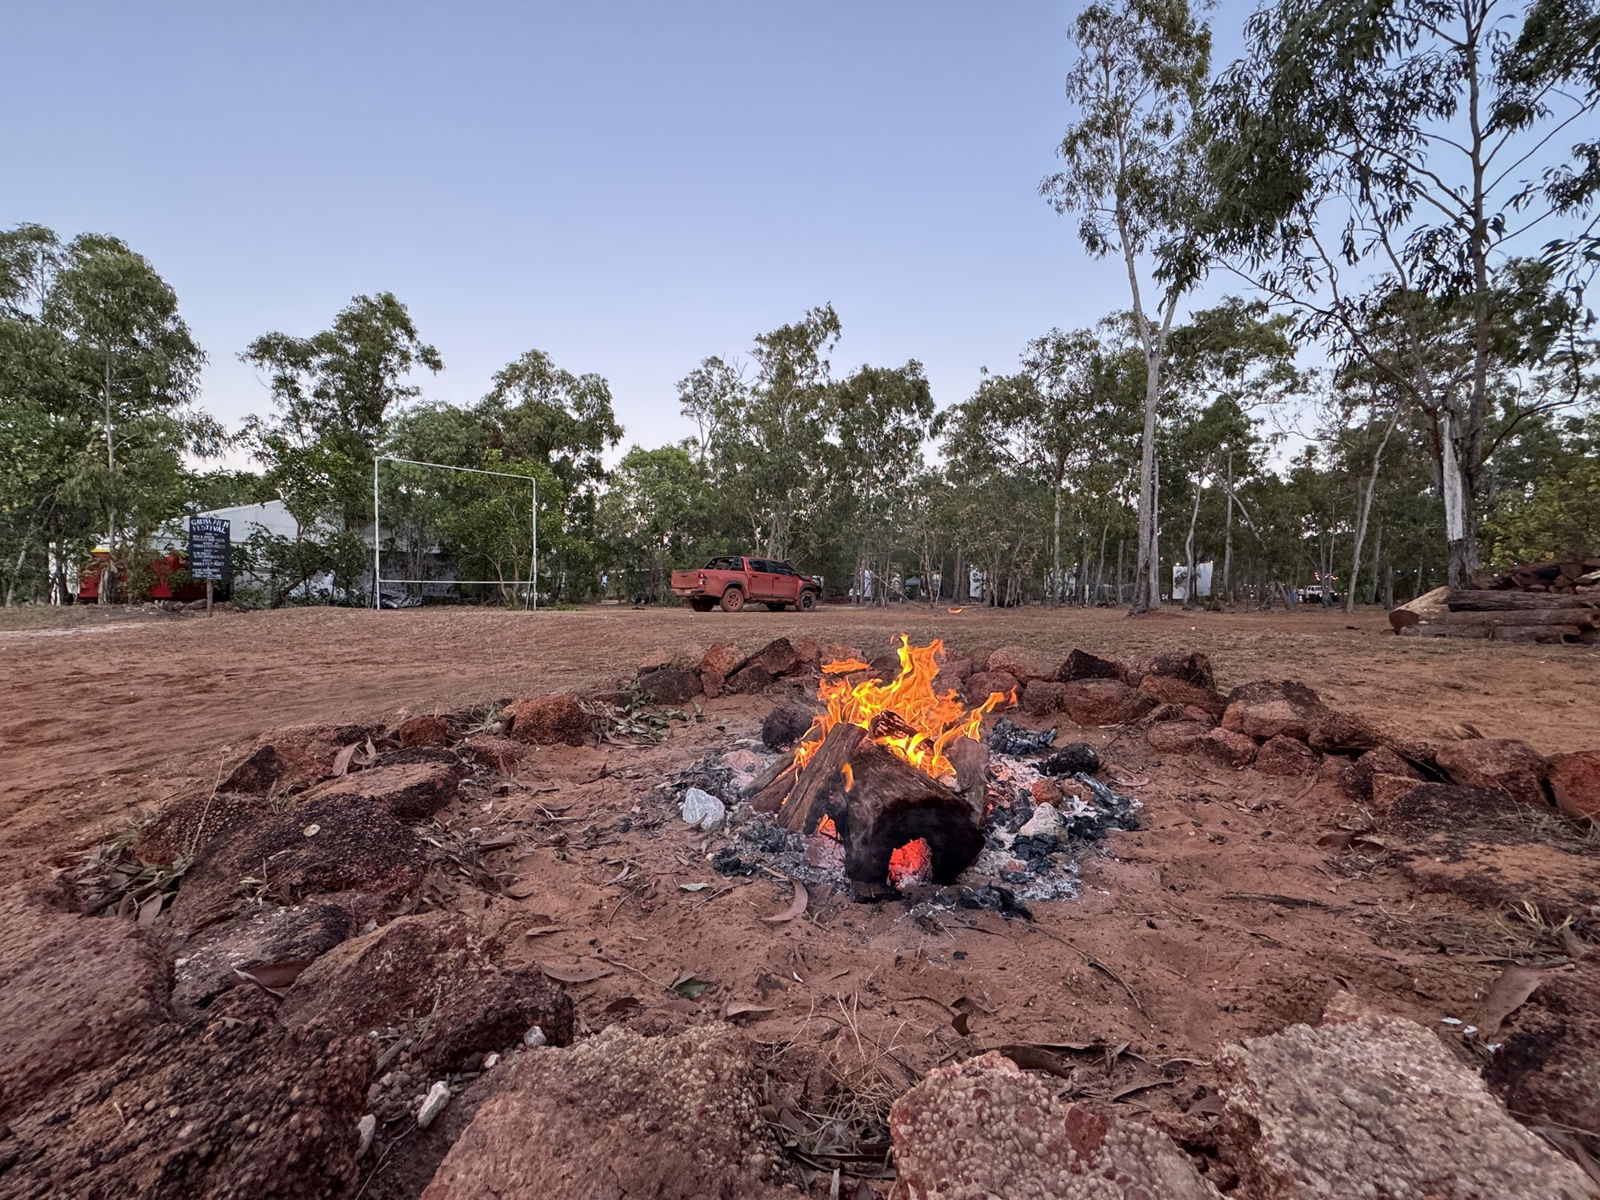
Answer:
748, 637, 1016, 889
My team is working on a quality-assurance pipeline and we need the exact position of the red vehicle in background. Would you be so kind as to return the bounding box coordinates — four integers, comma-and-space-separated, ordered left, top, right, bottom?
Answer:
77, 548, 210, 603
671, 556, 822, 612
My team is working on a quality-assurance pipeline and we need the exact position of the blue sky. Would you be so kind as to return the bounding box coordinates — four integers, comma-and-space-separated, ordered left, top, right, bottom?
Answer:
5, 1, 1250, 458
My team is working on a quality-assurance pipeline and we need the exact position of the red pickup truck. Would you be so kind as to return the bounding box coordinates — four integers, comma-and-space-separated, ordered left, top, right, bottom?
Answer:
671, 556, 822, 613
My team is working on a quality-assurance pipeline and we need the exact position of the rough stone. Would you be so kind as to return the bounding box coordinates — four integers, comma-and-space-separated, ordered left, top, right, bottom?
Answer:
1021, 679, 1067, 717
421, 1025, 788, 1200
1058, 648, 1126, 682
987, 645, 1058, 682
966, 670, 1020, 703
1548, 749, 1600, 822
1147, 721, 1212, 754
0, 882, 171, 1123
133, 790, 274, 866
506, 694, 594, 746
700, 641, 744, 677
1060, 678, 1156, 726
1305, 708, 1386, 755
1216, 1013, 1592, 1199
1138, 673, 1227, 717
1132, 650, 1215, 690
889, 1051, 1219, 1200
221, 722, 384, 793
761, 700, 818, 750
459, 734, 527, 774
169, 793, 430, 935
1350, 746, 1424, 804
172, 901, 354, 1010
1221, 680, 1324, 741
1200, 726, 1258, 769
1435, 738, 1550, 810
790, 636, 820, 665
413, 967, 575, 1073
635, 666, 702, 705
725, 663, 775, 694
1484, 959, 1600, 1152
736, 637, 803, 678
299, 761, 459, 821
4, 987, 372, 1200
1253, 735, 1319, 778
395, 715, 450, 748
819, 642, 864, 667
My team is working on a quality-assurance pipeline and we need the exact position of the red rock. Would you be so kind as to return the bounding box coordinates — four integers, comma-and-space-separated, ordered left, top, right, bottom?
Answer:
1222, 680, 1323, 741
507, 694, 594, 746
1318, 754, 1361, 795
221, 722, 385, 793
168, 793, 431, 935
889, 1051, 1217, 1200
987, 645, 1057, 682
1200, 726, 1258, 768
1254, 735, 1319, 777
1022, 679, 1067, 716
736, 637, 803, 678
1138, 673, 1226, 717
1435, 738, 1549, 808
1029, 779, 1062, 805
699, 642, 744, 678
299, 761, 459, 821
635, 666, 702, 705
172, 900, 353, 1009
0, 883, 170, 1123
1306, 708, 1386, 755
1545, 750, 1600, 822
421, 1026, 788, 1200
700, 672, 726, 699
133, 790, 274, 866
395, 714, 449, 748
1368, 771, 1430, 815
1484, 959, 1600, 1153
1350, 746, 1423, 803
1147, 721, 1211, 754
819, 642, 864, 667
725, 663, 775, 693
1057, 648, 1125, 682
413, 966, 575, 1073
1133, 650, 1215, 690
966, 670, 1019, 703
5, 987, 372, 1199
1217, 1014, 1591, 1199
791, 636, 820, 664
761, 700, 818, 749
1060, 678, 1155, 726
1384, 781, 1526, 834
460, 734, 526, 773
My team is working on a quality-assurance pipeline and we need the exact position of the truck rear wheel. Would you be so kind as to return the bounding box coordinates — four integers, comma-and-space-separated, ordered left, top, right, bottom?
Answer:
720, 587, 746, 613
797, 590, 818, 612
686, 597, 714, 612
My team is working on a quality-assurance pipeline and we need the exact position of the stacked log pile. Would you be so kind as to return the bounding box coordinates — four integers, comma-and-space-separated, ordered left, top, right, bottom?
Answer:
1390, 560, 1600, 644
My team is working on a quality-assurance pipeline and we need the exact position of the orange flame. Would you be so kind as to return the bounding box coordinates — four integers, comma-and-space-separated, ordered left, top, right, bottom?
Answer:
794, 635, 1013, 781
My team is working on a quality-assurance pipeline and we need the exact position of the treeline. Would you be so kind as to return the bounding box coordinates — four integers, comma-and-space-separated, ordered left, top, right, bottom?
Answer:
3, 0, 1598, 611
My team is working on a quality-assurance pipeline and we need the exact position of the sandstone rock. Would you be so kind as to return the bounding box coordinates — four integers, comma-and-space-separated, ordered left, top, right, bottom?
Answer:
726, 663, 775, 693
1254, 735, 1318, 778
700, 642, 744, 678
1139, 673, 1226, 717
737, 637, 804, 678
1436, 738, 1549, 809
1216, 1014, 1592, 1199
1350, 746, 1424, 803
1221, 680, 1323, 741
791, 636, 820, 664
169, 793, 430, 935
1061, 678, 1156, 726
987, 645, 1058, 682
1548, 749, 1600, 822
221, 722, 385, 793
299, 761, 459, 821
133, 790, 274, 866
4, 987, 372, 1200
635, 666, 702, 705
395, 714, 449, 748
1484, 959, 1600, 1152
173, 900, 353, 1010
459, 734, 527, 774
966, 670, 1019, 702
1367, 770, 1424, 814
421, 1025, 788, 1200
1133, 650, 1215, 690
889, 1051, 1219, 1200
1147, 721, 1212, 754
1305, 708, 1386, 755
1200, 726, 1258, 769
819, 642, 864, 667
413, 967, 575, 1073
1384, 781, 1529, 838
1022, 679, 1067, 717
506, 694, 594, 746
0, 883, 170, 1122
701, 672, 726, 699
1058, 648, 1125, 682
279, 912, 508, 1038
1318, 754, 1361, 795
761, 700, 817, 750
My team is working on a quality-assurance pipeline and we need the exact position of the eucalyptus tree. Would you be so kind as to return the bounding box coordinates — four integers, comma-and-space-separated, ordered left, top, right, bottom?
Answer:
1204, 0, 1600, 586
1043, 0, 1213, 612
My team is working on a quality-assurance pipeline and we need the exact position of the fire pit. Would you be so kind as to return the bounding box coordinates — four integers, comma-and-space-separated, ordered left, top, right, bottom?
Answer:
686, 637, 1139, 901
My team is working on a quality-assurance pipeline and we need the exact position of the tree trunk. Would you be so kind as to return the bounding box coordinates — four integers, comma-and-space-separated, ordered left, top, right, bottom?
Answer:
1181, 477, 1202, 611
1346, 414, 1399, 614
1095, 522, 1108, 608
1050, 482, 1064, 606
1223, 452, 1235, 606
1440, 410, 1478, 589
99, 356, 116, 606
1116, 538, 1125, 604
1368, 520, 1384, 606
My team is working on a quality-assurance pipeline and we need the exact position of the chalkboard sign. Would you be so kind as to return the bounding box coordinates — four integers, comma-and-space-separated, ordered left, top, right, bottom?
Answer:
187, 517, 230, 582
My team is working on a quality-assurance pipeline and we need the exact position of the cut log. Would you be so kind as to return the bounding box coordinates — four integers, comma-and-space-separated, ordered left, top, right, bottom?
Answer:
777, 724, 864, 834
1444, 589, 1600, 613
1439, 608, 1600, 627
1491, 625, 1592, 644
1388, 586, 1449, 633
834, 739, 984, 885
947, 736, 991, 826
1398, 623, 1492, 639
745, 748, 797, 813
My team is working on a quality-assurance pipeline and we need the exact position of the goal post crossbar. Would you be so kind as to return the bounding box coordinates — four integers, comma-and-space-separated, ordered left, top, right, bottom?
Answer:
372, 455, 538, 610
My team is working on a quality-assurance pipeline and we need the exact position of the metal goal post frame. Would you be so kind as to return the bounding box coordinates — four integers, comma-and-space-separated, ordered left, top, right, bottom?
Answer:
372, 455, 538, 610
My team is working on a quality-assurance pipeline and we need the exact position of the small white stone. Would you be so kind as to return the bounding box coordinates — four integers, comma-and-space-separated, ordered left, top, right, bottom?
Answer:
302, 824, 321, 837
679, 787, 726, 831
483, 1052, 500, 1069
416, 1081, 451, 1129
355, 1113, 376, 1158
523, 1025, 547, 1048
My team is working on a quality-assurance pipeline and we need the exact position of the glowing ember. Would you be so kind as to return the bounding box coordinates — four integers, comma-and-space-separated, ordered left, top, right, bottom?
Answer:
793, 635, 1014, 781
888, 838, 932, 888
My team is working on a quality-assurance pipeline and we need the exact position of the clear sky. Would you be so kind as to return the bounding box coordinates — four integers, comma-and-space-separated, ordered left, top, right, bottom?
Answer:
5, 1, 1247, 458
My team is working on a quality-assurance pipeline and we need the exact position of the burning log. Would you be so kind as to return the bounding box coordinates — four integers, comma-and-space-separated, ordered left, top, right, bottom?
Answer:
777, 724, 864, 834
833, 739, 984, 885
